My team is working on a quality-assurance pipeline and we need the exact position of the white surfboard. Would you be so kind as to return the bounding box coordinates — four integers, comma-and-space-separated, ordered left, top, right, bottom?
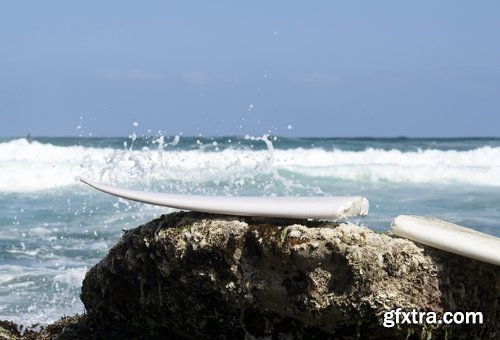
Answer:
80, 179, 369, 220
391, 215, 500, 266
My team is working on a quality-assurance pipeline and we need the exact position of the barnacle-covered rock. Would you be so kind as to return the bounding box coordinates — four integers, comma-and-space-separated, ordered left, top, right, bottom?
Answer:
78, 211, 499, 339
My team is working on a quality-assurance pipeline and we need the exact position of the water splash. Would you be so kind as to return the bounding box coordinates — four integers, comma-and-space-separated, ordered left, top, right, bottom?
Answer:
2, 137, 500, 193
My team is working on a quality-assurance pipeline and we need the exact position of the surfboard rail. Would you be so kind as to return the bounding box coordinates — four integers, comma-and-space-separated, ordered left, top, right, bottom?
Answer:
391, 215, 500, 266
80, 178, 369, 220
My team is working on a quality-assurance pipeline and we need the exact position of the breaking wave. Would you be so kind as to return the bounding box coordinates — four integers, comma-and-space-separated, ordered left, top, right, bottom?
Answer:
1, 138, 500, 192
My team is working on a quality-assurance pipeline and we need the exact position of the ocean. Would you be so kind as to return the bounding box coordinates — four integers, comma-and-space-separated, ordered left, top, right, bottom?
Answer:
1, 136, 499, 328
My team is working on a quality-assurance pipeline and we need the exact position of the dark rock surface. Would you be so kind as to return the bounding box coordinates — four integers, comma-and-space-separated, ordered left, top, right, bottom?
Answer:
2, 212, 498, 339
75, 211, 498, 339
0, 320, 21, 340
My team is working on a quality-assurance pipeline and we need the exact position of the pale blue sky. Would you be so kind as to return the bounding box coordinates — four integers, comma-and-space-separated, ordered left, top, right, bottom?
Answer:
1, 1, 499, 137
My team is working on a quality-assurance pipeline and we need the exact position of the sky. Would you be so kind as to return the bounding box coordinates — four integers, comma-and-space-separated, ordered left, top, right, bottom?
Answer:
1, 1, 499, 137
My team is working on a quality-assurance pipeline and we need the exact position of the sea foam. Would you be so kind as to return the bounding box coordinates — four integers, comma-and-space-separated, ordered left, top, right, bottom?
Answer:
1, 138, 500, 193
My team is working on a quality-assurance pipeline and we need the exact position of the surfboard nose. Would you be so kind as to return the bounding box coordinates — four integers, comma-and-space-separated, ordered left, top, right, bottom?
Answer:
391, 215, 500, 266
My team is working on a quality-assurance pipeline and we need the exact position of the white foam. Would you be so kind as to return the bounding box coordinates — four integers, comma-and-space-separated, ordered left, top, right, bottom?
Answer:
52, 267, 87, 288
1, 138, 500, 192
0, 138, 105, 192
0, 264, 88, 327
5, 249, 40, 256
0, 265, 29, 284
280, 147, 500, 186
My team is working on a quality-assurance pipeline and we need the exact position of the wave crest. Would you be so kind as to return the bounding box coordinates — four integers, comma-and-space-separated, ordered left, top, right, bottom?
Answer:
1, 138, 499, 192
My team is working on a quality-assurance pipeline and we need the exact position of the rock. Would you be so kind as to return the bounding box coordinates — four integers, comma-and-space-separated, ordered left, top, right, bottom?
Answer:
1, 316, 88, 340
79, 211, 499, 339
0, 320, 20, 340
27, 316, 90, 340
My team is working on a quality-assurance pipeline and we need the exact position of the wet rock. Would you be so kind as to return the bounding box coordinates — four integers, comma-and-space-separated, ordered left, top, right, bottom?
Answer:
0, 320, 20, 340
79, 211, 499, 339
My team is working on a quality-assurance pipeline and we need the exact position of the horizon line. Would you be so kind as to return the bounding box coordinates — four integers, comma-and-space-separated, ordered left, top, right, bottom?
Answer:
2, 135, 500, 140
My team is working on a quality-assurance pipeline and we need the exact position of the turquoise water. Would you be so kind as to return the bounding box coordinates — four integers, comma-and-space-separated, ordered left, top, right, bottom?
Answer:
1, 136, 499, 326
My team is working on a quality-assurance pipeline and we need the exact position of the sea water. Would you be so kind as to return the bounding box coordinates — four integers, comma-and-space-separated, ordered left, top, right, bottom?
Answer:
1, 136, 500, 327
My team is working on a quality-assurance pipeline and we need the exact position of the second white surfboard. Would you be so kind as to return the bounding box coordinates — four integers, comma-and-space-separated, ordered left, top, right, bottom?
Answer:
391, 215, 500, 266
